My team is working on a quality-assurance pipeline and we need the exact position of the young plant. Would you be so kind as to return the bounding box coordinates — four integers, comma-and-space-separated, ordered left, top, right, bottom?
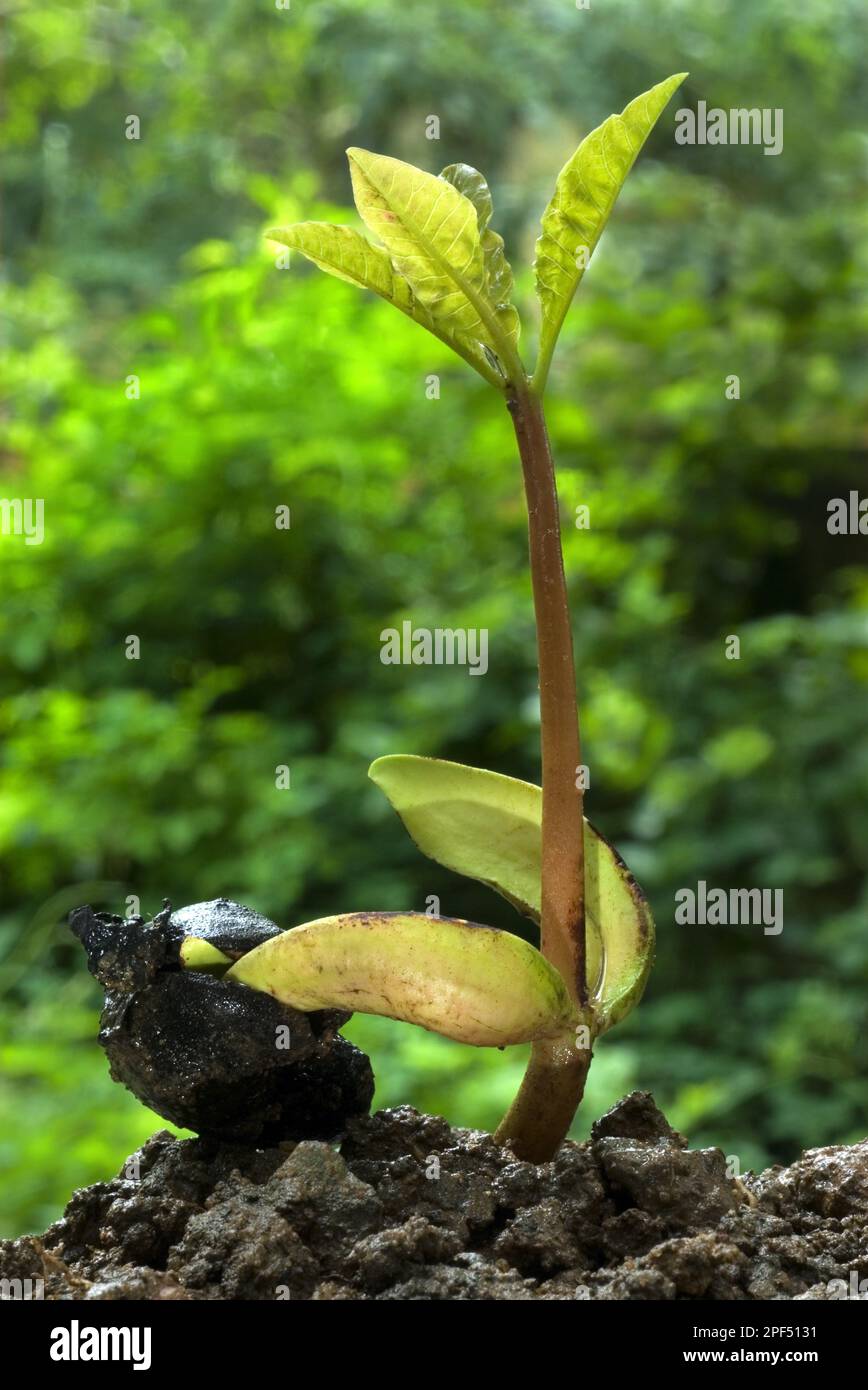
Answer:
233, 74, 686, 1162
73, 76, 685, 1163
229, 73, 687, 1162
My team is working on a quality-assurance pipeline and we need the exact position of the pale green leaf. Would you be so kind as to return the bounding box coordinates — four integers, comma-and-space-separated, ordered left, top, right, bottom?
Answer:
534, 73, 687, 389
369, 755, 654, 1032
267, 221, 416, 302
266, 221, 502, 387
440, 163, 520, 350
227, 911, 579, 1047
346, 148, 518, 374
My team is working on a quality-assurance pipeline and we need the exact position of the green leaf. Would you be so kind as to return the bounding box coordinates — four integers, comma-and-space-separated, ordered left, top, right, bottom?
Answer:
267, 221, 416, 301
369, 755, 654, 1032
346, 147, 519, 376
533, 73, 687, 390
440, 163, 520, 351
371, 756, 546, 921
265, 222, 502, 387
226, 911, 579, 1047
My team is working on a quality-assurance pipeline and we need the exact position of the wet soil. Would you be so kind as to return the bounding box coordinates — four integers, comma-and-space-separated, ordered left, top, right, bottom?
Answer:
4, 1092, 867, 1300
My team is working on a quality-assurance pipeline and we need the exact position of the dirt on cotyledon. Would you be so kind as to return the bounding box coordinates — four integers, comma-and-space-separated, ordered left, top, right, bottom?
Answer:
3, 1092, 867, 1300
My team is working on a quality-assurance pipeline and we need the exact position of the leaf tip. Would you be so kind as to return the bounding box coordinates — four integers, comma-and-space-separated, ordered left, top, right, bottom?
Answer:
368, 753, 406, 786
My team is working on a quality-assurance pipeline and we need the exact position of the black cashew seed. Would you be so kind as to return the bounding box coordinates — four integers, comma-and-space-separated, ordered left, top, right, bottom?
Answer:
70, 899, 374, 1144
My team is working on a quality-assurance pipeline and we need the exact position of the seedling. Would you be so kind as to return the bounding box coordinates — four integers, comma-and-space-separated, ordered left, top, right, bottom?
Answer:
236, 74, 686, 1161
72, 76, 685, 1162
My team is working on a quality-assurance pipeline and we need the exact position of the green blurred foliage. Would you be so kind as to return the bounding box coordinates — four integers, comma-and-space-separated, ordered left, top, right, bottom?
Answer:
2, 0, 868, 1235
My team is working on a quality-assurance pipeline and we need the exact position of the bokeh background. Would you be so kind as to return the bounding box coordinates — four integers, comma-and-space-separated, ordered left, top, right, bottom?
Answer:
2, 0, 867, 1238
